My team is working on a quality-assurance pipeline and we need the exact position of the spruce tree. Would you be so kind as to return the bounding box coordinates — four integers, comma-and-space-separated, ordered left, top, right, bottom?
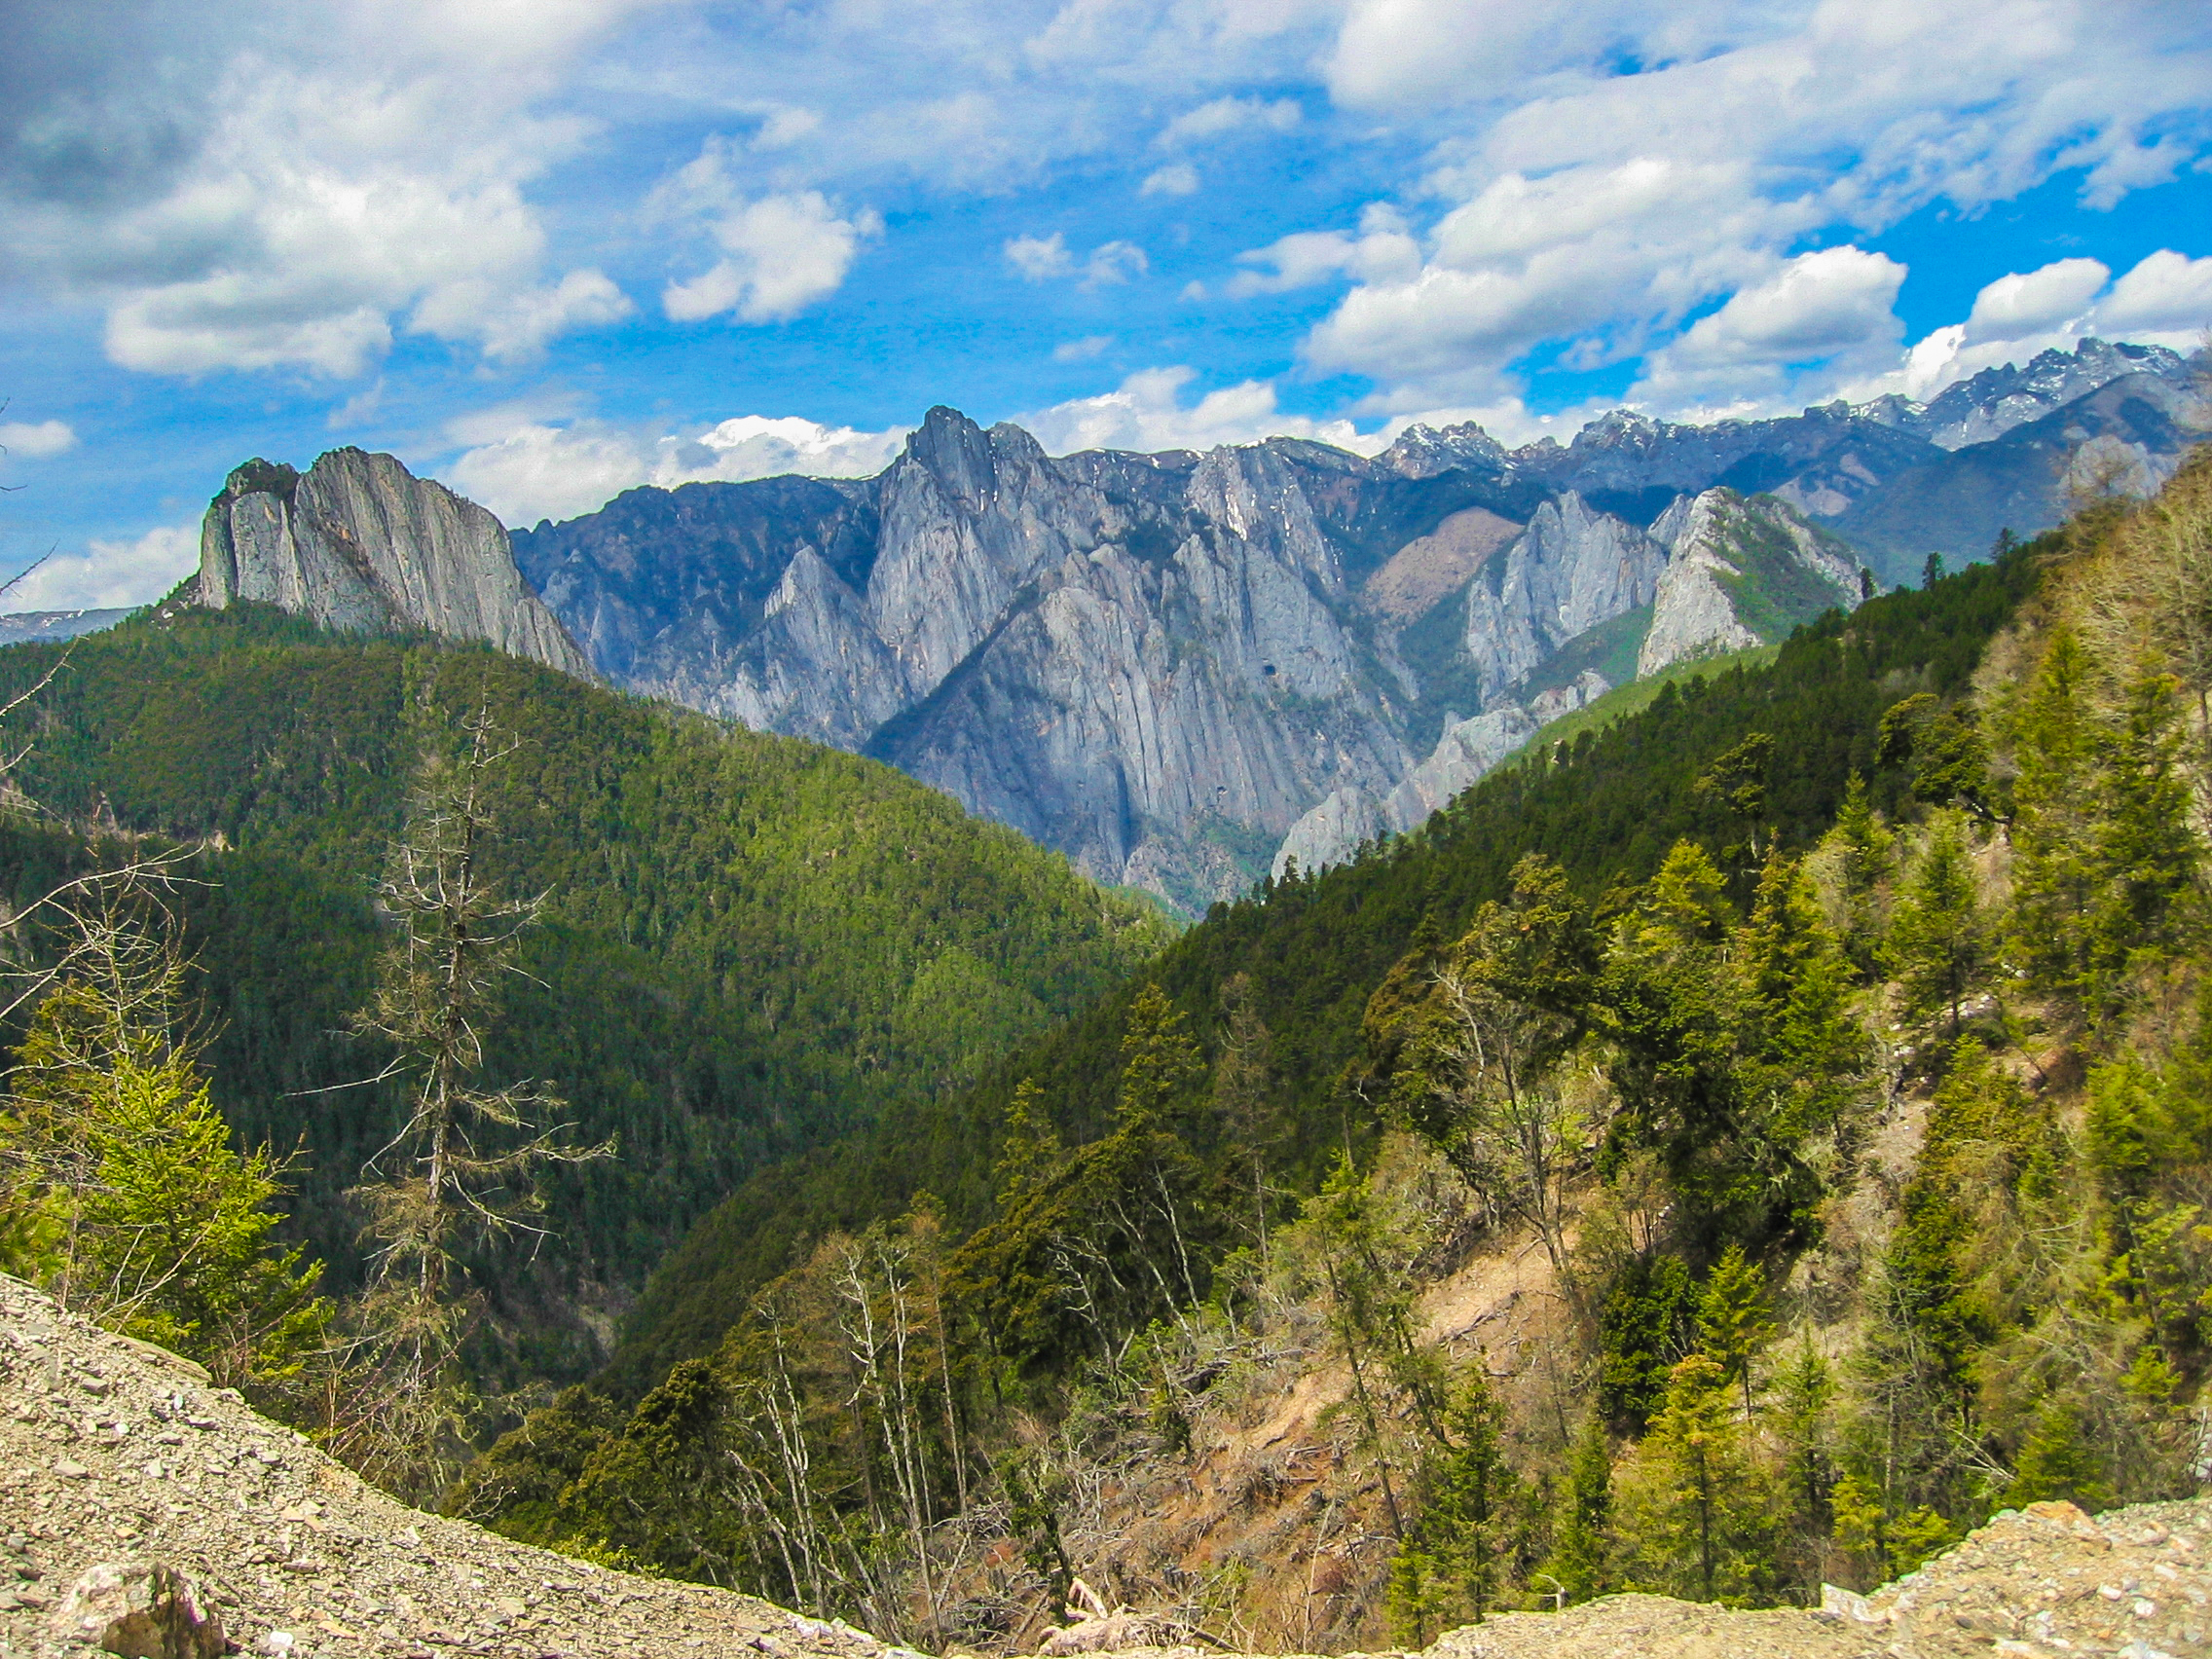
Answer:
1697, 1244, 1773, 1419
1545, 1416, 1615, 1604
2085, 664, 2199, 1007
1828, 773, 1893, 977
1889, 813, 1985, 1037
0, 920, 329, 1404
2007, 628, 2101, 1008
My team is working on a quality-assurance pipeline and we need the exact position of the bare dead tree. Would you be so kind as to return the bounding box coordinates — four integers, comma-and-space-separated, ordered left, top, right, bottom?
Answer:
332, 703, 611, 1499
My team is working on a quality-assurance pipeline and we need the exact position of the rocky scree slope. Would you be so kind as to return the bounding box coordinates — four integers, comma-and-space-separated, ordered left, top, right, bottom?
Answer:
197, 450, 592, 681
0, 1273, 902, 1659
7, 1270, 2211, 1659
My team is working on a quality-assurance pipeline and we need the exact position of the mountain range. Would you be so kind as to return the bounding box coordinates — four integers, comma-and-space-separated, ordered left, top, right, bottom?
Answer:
177, 337, 2201, 910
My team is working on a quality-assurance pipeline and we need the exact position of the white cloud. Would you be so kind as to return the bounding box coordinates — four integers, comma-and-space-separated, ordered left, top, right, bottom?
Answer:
1630, 245, 1905, 410
16, 4, 669, 378
2098, 249, 2212, 338
7, 522, 199, 611
1083, 240, 1148, 286
1668, 248, 1906, 367
654, 139, 881, 323
755, 106, 823, 149
421, 268, 632, 363
0, 421, 79, 461
1302, 156, 1786, 404
1018, 365, 1382, 456
1288, 0, 2212, 416
1006, 234, 1076, 281
1053, 335, 1114, 361
1006, 234, 1148, 287
1156, 95, 1300, 147
445, 411, 908, 527
1229, 203, 1420, 296
1965, 257, 2109, 343
1822, 246, 2212, 411
1141, 163, 1200, 197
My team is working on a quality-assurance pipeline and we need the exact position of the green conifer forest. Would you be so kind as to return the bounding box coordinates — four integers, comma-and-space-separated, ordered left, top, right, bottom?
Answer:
9, 456, 2212, 1651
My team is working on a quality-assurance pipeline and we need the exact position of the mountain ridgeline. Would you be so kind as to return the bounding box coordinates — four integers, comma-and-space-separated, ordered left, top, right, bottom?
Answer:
505, 338, 2195, 907
0, 606, 1168, 1392
172, 338, 2198, 914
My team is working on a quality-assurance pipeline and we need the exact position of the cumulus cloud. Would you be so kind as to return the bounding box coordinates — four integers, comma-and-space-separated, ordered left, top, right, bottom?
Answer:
1006, 234, 1076, 281
1302, 156, 1785, 405
1287, 1, 2212, 416
654, 139, 880, 323
1825, 246, 2212, 410
8, 522, 199, 611
10, 3, 670, 378
1629, 245, 1905, 409
1052, 335, 1114, 361
445, 411, 909, 527
1006, 234, 1148, 287
0, 420, 79, 461
1156, 95, 1300, 147
663, 192, 879, 323
2099, 250, 2212, 337
1018, 366, 1382, 456
1141, 163, 1200, 197
1230, 203, 1420, 297
1965, 258, 2110, 343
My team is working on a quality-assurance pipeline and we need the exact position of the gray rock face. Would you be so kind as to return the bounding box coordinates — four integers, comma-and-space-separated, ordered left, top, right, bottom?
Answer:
1640, 490, 1860, 677
504, 338, 2191, 907
1463, 493, 1664, 703
200, 450, 592, 680
1270, 669, 1611, 878
1861, 337, 2195, 451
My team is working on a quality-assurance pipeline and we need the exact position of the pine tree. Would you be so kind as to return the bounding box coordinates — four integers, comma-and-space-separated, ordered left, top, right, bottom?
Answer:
2085, 663, 2199, 1006
1633, 1352, 1774, 1602
1696, 1244, 1773, 1419
1391, 1365, 1520, 1638
2007, 628, 2101, 1007
1545, 1415, 1615, 1604
1213, 974, 1281, 1271
1737, 854, 1865, 1154
993, 1079, 1061, 1206
1828, 773, 1894, 976
1889, 813, 1986, 1037
0, 917, 329, 1404
1772, 1339, 1835, 1567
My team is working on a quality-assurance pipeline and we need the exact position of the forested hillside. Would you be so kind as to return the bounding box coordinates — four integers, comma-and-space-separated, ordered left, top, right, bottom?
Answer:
0, 605, 1168, 1394
456, 456, 2212, 1653
595, 528, 2031, 1393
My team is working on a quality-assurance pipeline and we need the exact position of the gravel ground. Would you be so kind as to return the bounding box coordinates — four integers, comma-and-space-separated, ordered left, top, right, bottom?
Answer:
0, 1274, 903, 1659
6, 1272, 2209, 1659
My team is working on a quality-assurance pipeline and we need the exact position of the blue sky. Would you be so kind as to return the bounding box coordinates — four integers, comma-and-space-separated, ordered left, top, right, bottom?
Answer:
2, 0, 2209, 608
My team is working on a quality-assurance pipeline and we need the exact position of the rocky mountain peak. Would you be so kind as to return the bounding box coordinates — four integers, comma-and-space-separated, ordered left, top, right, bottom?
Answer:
1857, 335, 2197, 451
198, 448, 593, 681
900, 406, 1002, 501
1380, 421, 1508, 479
216, 457, 301, 506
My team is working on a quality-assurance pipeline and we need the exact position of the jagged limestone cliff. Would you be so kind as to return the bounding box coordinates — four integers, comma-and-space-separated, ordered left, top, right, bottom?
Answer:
485, 341, 2194, 907
200, 449, 593, 681
515, 417, 1882, 906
